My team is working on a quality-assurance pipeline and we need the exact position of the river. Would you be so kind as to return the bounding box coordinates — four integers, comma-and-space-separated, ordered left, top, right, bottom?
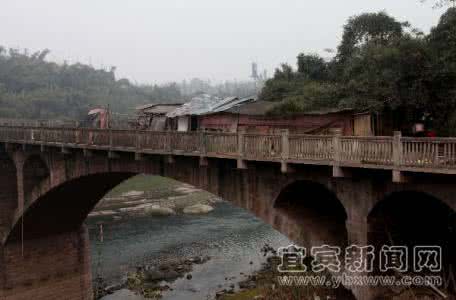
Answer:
87, 201, 289, 300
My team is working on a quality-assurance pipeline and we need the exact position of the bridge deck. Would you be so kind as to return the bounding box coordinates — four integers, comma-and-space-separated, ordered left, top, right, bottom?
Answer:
1, 126, 456, 175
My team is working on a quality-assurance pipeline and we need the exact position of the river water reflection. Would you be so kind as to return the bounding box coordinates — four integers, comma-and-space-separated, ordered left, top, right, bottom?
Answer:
88, 201, 289, 300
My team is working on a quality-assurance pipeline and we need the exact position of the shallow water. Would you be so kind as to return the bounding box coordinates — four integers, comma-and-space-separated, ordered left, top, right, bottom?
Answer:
88, 201, 289, 300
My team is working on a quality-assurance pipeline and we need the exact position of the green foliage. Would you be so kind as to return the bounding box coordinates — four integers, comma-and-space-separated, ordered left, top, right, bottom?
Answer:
428, 8, 456, 67
0, 48, 182, 120
297, 53, 328, 80
422, 0, 456, 8
341, 37, 431, 109
267, 82, 340, 115
336, 11, 405, 65
259, 8, 456, 135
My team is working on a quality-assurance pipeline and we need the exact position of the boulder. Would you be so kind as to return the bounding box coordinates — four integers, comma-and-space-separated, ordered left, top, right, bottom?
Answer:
121, 190, 145, 198
145, 270, 165, 282
183, 204, 214, 214
144, 205, 176, 216
162, 270, 180, 282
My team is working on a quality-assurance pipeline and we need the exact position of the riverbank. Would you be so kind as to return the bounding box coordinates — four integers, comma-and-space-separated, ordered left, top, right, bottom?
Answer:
87, 175, 290, 300
217, 249, 356, 300
88, 175, 220, 221
95, 254, 211, 299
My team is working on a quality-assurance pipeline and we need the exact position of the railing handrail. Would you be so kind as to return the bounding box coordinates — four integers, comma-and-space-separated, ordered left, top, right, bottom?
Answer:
2, 125, 456, 173
401, 137, 456, 142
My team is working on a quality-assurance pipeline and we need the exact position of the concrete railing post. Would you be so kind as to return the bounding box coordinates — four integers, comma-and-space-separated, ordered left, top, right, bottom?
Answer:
109, 129, 113, 148
238, 131, 245, 158
280, 129, 292, 173
332, 129, 342, 164
392, 131, 402, 166
166, 131, 172, 153
237, 130, 246, 169
281, 129, 289, 160
199, 130, 207, 156
392, 131, 404, 182
199, 130, 209, 167
22, 124, 26, 142
332, 128, 345, 177
136, 131, 141, 150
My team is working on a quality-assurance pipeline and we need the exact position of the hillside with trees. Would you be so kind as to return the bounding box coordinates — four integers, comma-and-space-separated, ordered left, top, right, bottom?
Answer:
0, 48, 182, 120
260, 8, 456, 135
0, 48, 260, 121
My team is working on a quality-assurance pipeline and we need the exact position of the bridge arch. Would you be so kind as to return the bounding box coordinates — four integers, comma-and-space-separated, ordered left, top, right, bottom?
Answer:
367, 191, 456, 294
1, 152, 230, 300
23, 154, 50, 205
272, 180, 348, 248
7, 172, 136, 243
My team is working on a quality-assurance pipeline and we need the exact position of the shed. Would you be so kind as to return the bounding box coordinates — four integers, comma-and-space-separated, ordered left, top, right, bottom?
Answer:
134, 103, 183, 130
198, 100, 355, 135
166, 95, 255, 132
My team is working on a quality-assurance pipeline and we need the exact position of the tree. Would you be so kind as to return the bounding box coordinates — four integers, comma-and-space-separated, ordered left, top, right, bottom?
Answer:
273, 64, 295, 81
0, 46, 183, 120
427, 8, 456, 134
296, 53, 328, 80
259, 8, 456, 134
428, 7, 456, 66
336, 12, 405, 65
422, 0, 456, 8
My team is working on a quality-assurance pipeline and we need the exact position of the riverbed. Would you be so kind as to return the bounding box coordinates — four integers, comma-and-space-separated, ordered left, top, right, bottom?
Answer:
87, 200, 289, 300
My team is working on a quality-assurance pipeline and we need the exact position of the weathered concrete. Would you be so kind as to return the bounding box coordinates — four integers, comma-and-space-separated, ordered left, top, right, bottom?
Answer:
0, 144, 455, 299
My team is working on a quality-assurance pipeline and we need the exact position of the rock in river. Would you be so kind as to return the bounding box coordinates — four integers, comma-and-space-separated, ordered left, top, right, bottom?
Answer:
144, 205, 176, 216
121, 190, 145, 198
183, 204, 214, 214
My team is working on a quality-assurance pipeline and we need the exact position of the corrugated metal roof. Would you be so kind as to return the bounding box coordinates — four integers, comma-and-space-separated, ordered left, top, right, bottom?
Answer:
222, 101, 354, 116
211, 96, 256, 113
136, 103, 183, 115
88, 108, 106, 115
160, 96, 351, 118
136, 103, 156, 111
166, 94, 255, 118
223, 100, 277, 115
295, 108, 354, 115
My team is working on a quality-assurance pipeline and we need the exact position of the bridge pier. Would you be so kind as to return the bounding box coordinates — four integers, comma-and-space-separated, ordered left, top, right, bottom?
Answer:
0, 225, 92, 300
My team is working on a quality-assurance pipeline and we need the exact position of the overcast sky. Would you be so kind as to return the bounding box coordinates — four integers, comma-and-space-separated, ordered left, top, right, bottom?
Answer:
0, 0, 447, 84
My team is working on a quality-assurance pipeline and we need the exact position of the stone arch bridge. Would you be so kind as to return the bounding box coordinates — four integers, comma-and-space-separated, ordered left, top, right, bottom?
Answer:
0, 126, 455, 299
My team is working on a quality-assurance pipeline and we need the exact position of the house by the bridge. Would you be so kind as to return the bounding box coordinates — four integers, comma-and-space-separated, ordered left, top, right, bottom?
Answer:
133, 103, 183, 130
198, 100, 361, 135
165, 94, 256, 132
140, 95, 385, 135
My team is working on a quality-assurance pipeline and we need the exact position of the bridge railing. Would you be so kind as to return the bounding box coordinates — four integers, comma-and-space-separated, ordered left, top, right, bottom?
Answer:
169, 132, 201, 153
204, 132, 238, 157
138, 131, 170, 152
3, 125, 456, 172
340, 136, 394, 165
401, 137, 456, 168
243, 134, 282, 160
289, 134, 333, 161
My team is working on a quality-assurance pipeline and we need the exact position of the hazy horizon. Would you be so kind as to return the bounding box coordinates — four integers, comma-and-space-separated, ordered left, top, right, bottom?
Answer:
0, 0, 447, 84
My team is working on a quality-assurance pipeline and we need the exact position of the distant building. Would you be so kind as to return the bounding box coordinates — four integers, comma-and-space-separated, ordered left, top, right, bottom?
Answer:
166, 94, 255, 132
83, 108, 109, 129
134, 103, 183, 130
